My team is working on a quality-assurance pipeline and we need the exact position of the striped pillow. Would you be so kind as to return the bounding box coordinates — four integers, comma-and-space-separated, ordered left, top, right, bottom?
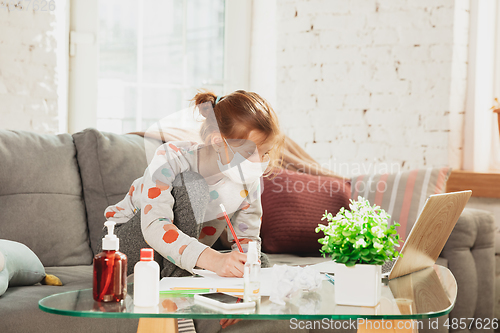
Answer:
350, 167, 452, 243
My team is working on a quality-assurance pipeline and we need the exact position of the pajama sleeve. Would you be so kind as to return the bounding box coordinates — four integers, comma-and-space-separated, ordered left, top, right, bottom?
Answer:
228, 180, 263, 254
140, 142, 208, 273
104, 177, 143, 224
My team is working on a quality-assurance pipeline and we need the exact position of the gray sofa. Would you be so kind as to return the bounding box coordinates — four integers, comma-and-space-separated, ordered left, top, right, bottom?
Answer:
0, 128, 496, 333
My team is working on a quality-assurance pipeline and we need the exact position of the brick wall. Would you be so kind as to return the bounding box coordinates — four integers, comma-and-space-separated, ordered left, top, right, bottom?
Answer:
0, 2, 66, 134
276, 0, 470, 177
250, 0, 277, 107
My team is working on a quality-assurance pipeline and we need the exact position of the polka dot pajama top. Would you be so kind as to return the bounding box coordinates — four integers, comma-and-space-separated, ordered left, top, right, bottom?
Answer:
104, 141, 263, 273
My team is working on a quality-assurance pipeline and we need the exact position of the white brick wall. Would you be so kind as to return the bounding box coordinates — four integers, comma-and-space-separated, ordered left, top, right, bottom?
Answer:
249, 0, 277, 107
0, 2, 65, 134
276, 0, 470, 177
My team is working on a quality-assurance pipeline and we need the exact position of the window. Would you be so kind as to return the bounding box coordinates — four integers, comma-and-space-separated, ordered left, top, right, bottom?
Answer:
68, 0, 252, 134
463, 0, 500, 172
97, 0, 225, 133
491, 2, 500, 169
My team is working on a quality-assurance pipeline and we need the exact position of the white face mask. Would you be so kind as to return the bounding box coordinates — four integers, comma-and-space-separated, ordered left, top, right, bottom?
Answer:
216, 138, 269, 184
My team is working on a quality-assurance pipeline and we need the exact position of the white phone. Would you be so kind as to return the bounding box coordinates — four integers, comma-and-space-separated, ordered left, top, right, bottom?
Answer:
194, 293, 256, 311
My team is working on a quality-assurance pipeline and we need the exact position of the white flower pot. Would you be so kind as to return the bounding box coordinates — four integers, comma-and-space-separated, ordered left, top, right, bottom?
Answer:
334, 263, 381, 307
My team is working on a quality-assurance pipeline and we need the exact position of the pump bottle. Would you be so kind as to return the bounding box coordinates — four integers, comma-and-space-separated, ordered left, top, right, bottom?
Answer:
244, 241, 261, 303
93, 221, 127, 302
134, 248, 160, 307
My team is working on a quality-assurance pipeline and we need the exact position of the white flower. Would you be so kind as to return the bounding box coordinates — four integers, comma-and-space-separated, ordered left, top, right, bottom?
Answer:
371, 226, 385, 238
355, 238, 367, 248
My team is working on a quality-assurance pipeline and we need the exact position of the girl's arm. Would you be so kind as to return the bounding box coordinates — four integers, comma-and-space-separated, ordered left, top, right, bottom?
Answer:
103, 177, 142, 224
140, 142, 247, 277
140, 143, 209, 273
227, 180, 264, 254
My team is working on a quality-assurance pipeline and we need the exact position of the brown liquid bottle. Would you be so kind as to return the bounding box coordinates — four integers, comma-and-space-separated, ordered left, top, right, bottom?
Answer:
93, 221, 127, 302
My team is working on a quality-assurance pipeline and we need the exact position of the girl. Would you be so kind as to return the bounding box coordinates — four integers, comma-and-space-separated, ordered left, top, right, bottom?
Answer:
99, 90, 283, 311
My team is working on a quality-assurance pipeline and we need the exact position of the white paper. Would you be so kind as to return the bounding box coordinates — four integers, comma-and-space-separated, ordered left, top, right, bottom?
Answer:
268, 265, 323, 305
159, 265, 328, 298
306, 260, 336, 274
159, 268, 274, 296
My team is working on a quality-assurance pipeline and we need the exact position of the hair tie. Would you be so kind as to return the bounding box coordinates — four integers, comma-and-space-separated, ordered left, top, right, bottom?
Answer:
215, 96, 222, 105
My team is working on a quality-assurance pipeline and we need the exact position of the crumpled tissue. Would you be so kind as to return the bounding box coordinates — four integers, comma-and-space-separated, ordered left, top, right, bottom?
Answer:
269, 264, 323, 305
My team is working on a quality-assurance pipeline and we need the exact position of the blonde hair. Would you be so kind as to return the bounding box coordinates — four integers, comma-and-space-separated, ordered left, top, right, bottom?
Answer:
191, 89, 284, 176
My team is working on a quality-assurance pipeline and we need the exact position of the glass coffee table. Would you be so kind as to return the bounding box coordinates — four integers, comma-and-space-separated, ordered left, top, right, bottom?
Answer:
39, 265, 457, 333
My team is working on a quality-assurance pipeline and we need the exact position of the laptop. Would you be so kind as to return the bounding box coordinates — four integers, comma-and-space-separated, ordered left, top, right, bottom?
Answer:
382, 190, 472, 280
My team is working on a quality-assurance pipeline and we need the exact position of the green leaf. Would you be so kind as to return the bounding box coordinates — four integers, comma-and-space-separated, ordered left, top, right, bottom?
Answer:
350, 252, 361, 260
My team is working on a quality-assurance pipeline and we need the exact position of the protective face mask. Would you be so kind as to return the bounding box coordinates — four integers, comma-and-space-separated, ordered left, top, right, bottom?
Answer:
216, 138, 269, 184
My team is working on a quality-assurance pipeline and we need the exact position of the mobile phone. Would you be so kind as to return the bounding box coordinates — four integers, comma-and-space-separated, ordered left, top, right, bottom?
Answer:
194, 293, 256, 311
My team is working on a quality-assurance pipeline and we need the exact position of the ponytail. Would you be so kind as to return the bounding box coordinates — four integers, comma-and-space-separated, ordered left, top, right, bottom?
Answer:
192, 90, 217, 118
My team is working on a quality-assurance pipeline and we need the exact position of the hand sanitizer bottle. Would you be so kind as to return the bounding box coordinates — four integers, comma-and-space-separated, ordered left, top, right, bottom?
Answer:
134, 248, 160, 307
244, 241, 261, 303
93, 221, 128, 302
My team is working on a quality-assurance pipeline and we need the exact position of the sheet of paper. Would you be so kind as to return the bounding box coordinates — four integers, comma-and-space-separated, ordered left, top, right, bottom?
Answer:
306, 260, 336, 274
159, 268, 274, 296
159, 276, 243, 291
159, 265, 330, 296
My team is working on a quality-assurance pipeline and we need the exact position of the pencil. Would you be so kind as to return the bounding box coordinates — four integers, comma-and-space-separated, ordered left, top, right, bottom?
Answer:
160, 288, 212, 294
217, 288, 244, 293
169, 288, 213, 292
219, 203, 243, 253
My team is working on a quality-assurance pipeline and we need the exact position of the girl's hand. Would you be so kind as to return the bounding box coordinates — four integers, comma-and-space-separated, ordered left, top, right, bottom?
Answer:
220, 318, 242, 329
214, 251, 247, 277
196, 248, 247, 277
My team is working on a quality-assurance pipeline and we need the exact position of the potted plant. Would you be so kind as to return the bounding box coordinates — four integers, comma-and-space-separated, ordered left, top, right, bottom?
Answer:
315, 197, 402, 307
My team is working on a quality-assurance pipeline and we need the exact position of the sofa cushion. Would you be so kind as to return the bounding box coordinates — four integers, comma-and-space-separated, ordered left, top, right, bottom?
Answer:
0, 265, 138, 333
261, 169, 351, 255
73, 129, 151, 256
351, 167, 451, 244
495, 254, 500, 323
496, 231, 500, 254
0, 130, 92, 266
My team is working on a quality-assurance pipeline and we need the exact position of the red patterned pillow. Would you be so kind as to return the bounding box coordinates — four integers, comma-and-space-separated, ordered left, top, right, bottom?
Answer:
350, 167, 451, 244
261, 169, 351, 255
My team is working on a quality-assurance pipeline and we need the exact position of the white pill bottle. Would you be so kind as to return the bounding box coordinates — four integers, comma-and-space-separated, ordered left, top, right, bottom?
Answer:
133, 248, 160, 307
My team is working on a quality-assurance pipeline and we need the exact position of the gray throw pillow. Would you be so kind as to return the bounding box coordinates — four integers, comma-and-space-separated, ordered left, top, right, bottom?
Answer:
72, 128, 150, 256
0, 240, 46, 296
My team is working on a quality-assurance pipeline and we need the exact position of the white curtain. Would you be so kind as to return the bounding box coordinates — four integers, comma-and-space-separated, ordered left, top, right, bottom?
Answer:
491, 111, 500, 169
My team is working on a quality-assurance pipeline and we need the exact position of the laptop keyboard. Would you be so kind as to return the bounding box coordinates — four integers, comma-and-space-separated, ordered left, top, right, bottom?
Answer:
382, 259, 396, 274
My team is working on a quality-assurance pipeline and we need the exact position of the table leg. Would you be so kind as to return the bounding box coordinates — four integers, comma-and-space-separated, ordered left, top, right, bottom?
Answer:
137, 318, 178, 333
357, 320, 418, 333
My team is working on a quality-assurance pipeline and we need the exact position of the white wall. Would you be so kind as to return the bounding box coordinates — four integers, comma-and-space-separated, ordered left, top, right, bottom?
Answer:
249, 0, 277, 107
275, 0, 470, 177
0, 2, 68, 134
273, 0, 500, 236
